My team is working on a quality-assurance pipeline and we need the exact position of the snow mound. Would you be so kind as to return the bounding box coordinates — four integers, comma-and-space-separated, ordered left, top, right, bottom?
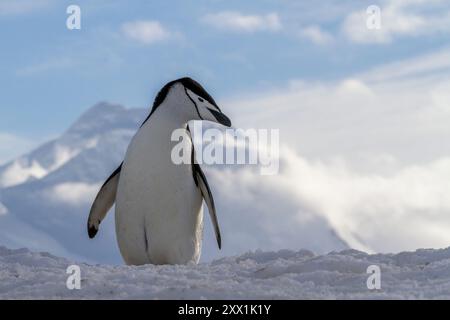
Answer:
1, 246, 450, 299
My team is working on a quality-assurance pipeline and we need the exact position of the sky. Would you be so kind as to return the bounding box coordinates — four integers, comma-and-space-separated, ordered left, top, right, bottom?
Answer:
2, 0, 450, 164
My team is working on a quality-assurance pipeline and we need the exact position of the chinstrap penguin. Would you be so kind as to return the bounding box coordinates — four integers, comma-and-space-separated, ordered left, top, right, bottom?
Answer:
87, 77, 231, 265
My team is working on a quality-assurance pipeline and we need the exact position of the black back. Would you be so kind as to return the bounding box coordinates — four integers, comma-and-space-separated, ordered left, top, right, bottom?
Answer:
140, 77, 218, 127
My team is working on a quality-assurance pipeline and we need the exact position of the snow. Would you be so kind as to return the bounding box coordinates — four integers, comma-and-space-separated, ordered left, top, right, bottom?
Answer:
48, 145, 81, 172
0, 159, 47, 188
1, 245, 450, 299
0, 144, 82, 188
0, 202, 7, 215
44, 182, 101, 206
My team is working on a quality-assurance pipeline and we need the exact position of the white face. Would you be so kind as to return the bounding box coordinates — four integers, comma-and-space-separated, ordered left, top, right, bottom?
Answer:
185, 88, 231, 127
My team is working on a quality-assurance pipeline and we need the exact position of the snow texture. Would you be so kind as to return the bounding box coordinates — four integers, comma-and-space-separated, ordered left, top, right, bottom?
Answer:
1, 245, 450, 299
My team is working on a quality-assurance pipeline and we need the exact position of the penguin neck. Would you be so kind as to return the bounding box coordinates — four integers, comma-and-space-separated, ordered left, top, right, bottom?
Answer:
146, 102, 191, 135
142, 84, 195, 138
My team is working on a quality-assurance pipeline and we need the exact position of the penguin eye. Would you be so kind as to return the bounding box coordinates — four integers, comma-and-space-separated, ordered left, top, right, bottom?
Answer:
198, 97, 204, 102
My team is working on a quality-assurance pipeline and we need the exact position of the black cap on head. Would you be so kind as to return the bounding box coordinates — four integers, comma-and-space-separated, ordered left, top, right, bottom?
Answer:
140, 77, 221, 127
152, 77, 219, 112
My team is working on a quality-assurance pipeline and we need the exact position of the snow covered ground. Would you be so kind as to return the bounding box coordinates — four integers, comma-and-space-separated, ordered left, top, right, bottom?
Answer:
1, 245, 450, 299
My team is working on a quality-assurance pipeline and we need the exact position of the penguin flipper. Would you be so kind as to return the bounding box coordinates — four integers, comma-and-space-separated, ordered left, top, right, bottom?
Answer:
186, 125, 222, 249
194, 164, 222, 249
87, 163, 122, 238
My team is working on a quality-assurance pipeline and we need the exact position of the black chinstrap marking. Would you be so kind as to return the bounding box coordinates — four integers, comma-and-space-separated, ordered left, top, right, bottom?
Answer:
185, 87, 203, 120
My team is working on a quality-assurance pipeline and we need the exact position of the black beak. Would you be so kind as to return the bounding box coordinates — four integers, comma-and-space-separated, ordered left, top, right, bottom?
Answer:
208, 108, 232, 127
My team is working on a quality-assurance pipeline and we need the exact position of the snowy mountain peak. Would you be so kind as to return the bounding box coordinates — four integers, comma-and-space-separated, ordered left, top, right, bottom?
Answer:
66, 102, 129, 136
0, 103, 146, 188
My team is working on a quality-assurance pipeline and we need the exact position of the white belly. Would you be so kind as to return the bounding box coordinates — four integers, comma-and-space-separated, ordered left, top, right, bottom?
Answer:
115, 119, 203, 265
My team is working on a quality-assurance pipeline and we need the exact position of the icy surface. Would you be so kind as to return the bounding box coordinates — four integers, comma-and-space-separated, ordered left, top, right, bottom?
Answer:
1, 245, 449, 299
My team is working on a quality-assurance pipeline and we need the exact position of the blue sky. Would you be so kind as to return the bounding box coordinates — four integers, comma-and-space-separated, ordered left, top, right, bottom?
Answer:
1, 0, 450, 163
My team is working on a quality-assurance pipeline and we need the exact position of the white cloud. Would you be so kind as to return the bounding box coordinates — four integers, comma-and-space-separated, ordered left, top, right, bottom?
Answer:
277, 148, 450, 253
0, 202, 8, 215
48, 145, 80, 172
0, 0, 52, 16
121, 20, 171, 45
0, 159, 47, 188
16, 57, 74, 76
209, 148, 450, 254
200, 165, 347, 259
0, 137, 78, 188
360, 47, 450, 82
46, 182, 100, 206
298, 25, 333, 45
220, 48, 450, 253
201, 11, 282, 33
342, 0, 450, 44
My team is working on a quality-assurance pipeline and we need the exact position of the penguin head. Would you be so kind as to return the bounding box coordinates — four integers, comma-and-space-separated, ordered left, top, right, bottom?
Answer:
150, 77, 232, 127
